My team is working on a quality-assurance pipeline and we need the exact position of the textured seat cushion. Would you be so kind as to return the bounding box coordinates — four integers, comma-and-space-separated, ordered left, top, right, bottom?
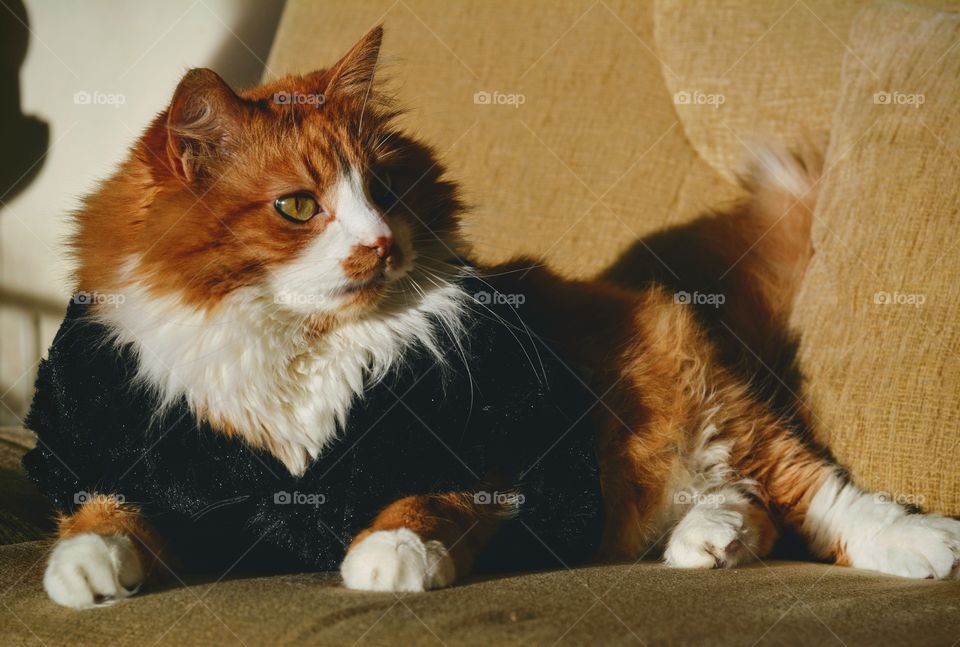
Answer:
2, 536, 960, 645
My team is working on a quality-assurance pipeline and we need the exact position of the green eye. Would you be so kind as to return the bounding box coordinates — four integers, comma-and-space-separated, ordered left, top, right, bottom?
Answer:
274, 193, 320, 222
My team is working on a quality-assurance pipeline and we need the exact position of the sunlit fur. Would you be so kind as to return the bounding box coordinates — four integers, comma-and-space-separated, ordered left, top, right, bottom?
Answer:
70, 27, 468, 474
46, 26, 960, 608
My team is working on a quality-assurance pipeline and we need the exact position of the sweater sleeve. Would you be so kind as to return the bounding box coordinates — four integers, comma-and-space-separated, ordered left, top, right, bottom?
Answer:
22, 306, 115, 512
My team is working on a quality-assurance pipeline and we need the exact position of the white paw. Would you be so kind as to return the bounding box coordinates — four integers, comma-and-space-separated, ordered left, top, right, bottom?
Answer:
44, 533, 144, 609
664, 507, 753, 569
340, 528, 455, 592
848, 514, 960, 580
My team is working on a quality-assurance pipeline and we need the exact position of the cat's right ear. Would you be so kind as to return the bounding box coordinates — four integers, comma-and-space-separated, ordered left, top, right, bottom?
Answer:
165, 68, 244, 183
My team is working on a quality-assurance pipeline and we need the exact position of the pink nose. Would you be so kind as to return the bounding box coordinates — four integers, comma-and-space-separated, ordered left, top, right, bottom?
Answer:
369, 236, 394, 260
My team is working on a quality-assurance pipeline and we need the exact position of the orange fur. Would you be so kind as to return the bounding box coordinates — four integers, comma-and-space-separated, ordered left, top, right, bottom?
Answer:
349, 490, 508, 579
58, 495, 170, 582
62, 26, 862, 588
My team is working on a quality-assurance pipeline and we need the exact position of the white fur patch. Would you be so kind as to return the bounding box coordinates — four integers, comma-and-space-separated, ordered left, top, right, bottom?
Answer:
266, 168, 405, 315
340, 528, 455, 592
44, 533, 144, 608
92, 164, 468, 475
664, 500, 750, 569
653, 407, 766, 568
804, 472, 960, 579
95, 263, 467, 475
744, 141, 811, 199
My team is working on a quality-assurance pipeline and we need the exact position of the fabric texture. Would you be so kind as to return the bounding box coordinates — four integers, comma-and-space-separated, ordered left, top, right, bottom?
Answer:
789, 3, 960, 515
22, 275, 603, 573
1, 528, 960, 646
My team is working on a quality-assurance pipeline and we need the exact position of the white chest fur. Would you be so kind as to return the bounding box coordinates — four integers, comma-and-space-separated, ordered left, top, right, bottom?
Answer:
94, 262, 467, 475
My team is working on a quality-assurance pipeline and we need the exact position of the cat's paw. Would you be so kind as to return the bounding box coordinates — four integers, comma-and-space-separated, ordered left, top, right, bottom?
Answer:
44, 533, 144, 608
340, 528, 454, 592
847, 514, 960, 579
664, 507, 753, 569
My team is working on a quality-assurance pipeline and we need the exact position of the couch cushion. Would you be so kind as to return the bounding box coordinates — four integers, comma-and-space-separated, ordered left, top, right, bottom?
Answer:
656, 0, 867, 181
2, 536, 960, 645
653, 0, 951, 182
790, 3, 960, 514
0, 427, 52, 545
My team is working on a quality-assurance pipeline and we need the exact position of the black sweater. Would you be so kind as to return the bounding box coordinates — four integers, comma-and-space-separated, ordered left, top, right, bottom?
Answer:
23, 276, 603, 574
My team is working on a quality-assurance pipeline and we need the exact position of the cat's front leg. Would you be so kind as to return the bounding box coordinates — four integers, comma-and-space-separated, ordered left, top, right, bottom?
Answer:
802, 471, 960, 579
43, 494, 167, 608
663, 484, 777, 569
341, 490, 506, 592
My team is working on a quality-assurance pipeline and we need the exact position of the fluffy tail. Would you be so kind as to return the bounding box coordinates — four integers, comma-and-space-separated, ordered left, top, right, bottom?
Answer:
734, 142, 820, 322
599, 140, 821, 374
701, 142, 822, 425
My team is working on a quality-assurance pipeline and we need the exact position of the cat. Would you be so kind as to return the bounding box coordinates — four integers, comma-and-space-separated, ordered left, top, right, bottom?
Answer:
33, 25, 960, 608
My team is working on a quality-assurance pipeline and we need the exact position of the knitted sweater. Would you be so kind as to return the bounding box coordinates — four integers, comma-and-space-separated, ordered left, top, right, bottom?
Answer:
23, 277, 603, 574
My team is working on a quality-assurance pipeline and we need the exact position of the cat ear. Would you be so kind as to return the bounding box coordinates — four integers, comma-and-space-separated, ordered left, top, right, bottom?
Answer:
323, 25, 383, 100
165, 68, 245, 183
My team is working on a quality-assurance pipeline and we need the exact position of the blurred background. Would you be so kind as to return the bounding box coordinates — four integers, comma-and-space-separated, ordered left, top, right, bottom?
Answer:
0, 0, 286, 425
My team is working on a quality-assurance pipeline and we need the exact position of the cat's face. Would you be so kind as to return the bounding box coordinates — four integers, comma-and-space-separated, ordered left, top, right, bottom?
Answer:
85, 27, 462, 322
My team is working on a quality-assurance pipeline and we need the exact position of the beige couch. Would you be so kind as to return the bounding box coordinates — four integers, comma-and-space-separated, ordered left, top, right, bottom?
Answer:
3, 1, 960, 644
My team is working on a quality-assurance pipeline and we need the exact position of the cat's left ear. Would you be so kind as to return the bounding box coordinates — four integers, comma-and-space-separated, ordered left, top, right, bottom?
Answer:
322, 25, 383, 100
165, 68, 246, 183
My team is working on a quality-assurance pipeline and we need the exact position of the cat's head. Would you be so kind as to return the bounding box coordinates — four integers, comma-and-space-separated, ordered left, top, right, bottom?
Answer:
75, 26, 464, 325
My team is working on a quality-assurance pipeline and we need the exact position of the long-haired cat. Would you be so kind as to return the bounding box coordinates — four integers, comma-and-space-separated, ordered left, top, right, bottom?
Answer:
32, 26, 960, 608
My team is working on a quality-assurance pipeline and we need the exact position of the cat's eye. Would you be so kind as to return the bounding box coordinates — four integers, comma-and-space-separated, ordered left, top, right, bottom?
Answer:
369, 174, 395, 209
274, 193, 320, 223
